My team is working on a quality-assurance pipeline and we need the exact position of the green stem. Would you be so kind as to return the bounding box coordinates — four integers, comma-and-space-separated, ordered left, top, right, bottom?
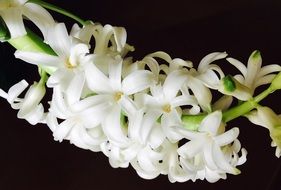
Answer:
8, 29, 55, 54
28, 0, 86, 26
182, 86, 275, 130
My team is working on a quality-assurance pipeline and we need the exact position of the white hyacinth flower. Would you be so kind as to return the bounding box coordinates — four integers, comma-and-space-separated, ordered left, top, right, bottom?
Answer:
247, 106, 281, 158
140, 70, 199, 142
0, 79, 45, 124
101, 109, 166, 169
0, 0, 54, 38
177, 111, 246, 182
227, 50, 281, 95
14, 23, 91, 91
85, 55, 155, 147
46, 74, 108, 152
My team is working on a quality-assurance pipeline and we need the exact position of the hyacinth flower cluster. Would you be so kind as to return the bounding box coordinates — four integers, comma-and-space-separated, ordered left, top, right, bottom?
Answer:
1, 0, 281, 183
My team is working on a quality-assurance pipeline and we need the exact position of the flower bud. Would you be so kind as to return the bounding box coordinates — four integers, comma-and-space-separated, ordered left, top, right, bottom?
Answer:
17, 81, 46, 119
219, 75, 252, 101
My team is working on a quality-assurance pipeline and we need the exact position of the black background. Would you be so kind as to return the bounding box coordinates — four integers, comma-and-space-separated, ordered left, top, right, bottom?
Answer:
1, 0, 281, 189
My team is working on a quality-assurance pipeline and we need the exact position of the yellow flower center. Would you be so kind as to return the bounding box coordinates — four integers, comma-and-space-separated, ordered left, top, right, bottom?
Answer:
114, 92, 124, 102
65, 58, 76, 69
162, 104, 171, 113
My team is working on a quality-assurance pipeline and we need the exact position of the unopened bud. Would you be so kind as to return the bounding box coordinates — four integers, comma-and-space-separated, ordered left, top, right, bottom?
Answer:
219, 75, 252, 101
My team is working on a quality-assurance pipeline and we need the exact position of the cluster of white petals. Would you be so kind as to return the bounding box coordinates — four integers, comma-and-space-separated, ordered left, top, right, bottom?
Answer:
1, 1, 281, 183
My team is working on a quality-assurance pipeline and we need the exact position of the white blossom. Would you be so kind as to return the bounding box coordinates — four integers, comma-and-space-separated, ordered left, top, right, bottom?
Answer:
0, 79, 45, 124
14, 23, 92, 91
0, 0, 54, 38
227, 50, 281, 95
85, 55, 155, 147
46, 73, 108, 152
177, 111, 247, 182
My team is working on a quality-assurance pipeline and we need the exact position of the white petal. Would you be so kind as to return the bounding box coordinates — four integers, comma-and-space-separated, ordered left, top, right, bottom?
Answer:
49, 86, 71, 118
212, 144, 241, 175
197, 69, 222, 89
94, 24, 113, 54
1, 8, 26, 38
256, 74, 276, 87
198, 52, 227, 72
175, 126, 200, 140
112, 27, 127, 52
122, 70, 154, 95
7, 80, 28, 104
46, 23, 71, 58
23, 3, 55, 38
245, 56, 261, 88
203, 142, 217, 170
140, 110, 162, 144
258, 64, 281, 78
171, 58, 193, 68
214, 127, 239, 146
186, 76, 212, 111
237, 148, 247, 165
53, 119, 75, 142
108, 58, 122, 91
142, 56, 160, 76
128, 109, 144, 140
70, 22, 95, 44
131, 159, 160, 180
68, 124, 90, 150
205, 167, 223, 183
69, 43, 89, 67
226, 58, 247, 77
167, 153, 190, 183
163, 70, 187, 100
120, 96, 136, 117
148, 123, 165, 149
46, 113, 58, 132
47, 69, 73, 89
247, 106, 281, 129
86, 127, 107, 147
199, 111, 222, 135
178, 140, 204, 158
21, 103, 44, 125
17, 82, 46, 119
171, 95, 197, 108
15, 51, 61, 67
0, 89, 8, 99
161, 110, 185, 142
84, 61, 112, 93
65, 72, 85, 105
102, 105, 129, 147
137, 147, 163, 173
148, 51, 172, 63
71, 94, 112, 112
79, 102, 110, 128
